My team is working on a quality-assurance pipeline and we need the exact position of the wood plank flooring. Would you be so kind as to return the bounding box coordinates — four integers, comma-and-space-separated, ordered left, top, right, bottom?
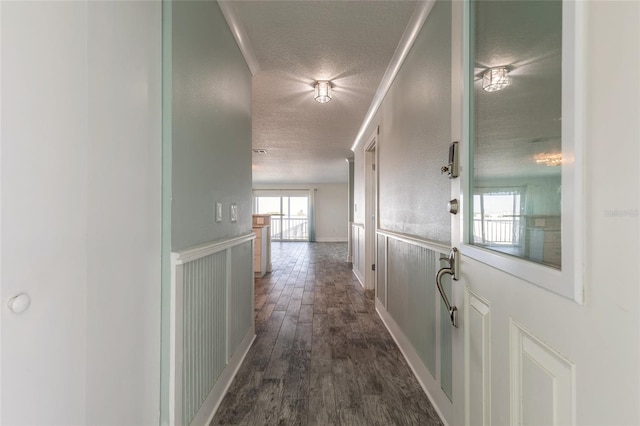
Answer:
211, 242, 443, 426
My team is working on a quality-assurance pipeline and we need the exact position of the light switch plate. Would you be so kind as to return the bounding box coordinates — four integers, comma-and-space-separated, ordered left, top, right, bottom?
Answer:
215, 202, 222, 223
230, 203, 238, 222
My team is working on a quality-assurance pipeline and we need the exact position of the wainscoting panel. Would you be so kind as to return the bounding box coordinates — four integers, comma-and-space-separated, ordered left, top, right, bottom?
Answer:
387, 238, 437, 375
376, 230, 454, 423
230, 241, 254, 357
351, 223, 365, 286
510, 320, 575, 426
465, 290, 491, 426
170, 233, 256, 425
182, 251, 227, 425
376, 233, 387, 306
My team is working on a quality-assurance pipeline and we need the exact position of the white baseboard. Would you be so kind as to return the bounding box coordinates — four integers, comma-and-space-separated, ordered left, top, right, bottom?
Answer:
353, 268, 364, 288
192, 327, 256, 426
375, 300, 452, 425
314, 237, 348, 242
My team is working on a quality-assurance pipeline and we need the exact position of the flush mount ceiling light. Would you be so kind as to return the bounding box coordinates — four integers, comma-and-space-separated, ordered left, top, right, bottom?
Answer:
314, 81, 332, 103
482, 66, 510, 92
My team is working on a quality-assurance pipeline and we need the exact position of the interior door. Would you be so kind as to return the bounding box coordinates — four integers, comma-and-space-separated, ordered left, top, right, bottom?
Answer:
449, 1, 640, 425
1, 2, 89, 423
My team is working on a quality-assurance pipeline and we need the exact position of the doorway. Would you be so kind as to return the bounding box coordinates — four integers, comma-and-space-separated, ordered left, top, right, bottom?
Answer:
364, 137, 377, 291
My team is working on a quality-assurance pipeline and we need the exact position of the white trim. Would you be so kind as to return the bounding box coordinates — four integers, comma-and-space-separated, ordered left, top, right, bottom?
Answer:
376, 229, 451, 255
351, 0, 436, 152
351, 223, 365, 287
168, 256, 184, 425
509, 320, 576, 425
364, 137, 377, 291
217, 0, 260, 76
352, 266, 365, 289
464, 288, 492, 426
193, 329, 256, 426
459, 0, 585, 304
226, 248, 233, 362
0, 0, 3, 419
347, 221, 354, 263
169, 234, 256, 424
376, 301, 451, 426
173, 233, 255, 265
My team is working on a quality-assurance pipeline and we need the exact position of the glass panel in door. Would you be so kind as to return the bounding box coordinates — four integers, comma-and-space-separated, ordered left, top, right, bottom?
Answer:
469, 0, 563, 269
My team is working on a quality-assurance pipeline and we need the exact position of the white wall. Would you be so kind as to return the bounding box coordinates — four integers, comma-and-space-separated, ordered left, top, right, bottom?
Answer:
254, 183, 348, 242
1, 3, 89, 423
315, 184, 348, 242
1, 1, 162, 424
85, 2, 161, 424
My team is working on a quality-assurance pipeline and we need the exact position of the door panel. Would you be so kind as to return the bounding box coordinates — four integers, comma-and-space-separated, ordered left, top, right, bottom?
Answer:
464, 289, 491, 426
1, 3, 89, 423
452, 2, 640, 426
510, 321, 575, 425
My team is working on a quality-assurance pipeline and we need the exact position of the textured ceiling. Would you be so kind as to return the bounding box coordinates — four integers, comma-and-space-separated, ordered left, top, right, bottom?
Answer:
473, 0, 563, 180
228, 1, 419, 184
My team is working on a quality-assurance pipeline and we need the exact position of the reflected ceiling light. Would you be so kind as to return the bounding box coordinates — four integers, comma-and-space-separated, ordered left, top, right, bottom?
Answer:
314, 80, 332, 103
482, 67, 510, 92
534, 152, 562, 167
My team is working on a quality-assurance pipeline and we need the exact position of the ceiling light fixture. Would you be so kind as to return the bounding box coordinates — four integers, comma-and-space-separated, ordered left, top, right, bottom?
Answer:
534, 152, 562, 167
482, 66, 510, 92
314, 81, 332, 103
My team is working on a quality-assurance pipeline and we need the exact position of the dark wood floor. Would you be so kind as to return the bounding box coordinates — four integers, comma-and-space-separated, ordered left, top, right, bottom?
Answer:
211, 242, 443, 426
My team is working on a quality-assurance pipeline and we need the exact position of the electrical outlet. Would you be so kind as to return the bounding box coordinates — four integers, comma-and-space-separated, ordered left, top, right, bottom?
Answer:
230, 203, 238, 222
215, 202, 222, 223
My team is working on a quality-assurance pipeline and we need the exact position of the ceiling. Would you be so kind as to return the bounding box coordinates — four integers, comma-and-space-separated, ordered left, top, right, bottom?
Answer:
473, 0, 563, 180
223, 1, 419, 184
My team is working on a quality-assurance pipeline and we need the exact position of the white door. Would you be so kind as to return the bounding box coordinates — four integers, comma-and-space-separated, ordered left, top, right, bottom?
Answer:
365, 139, 377, 290
1, 2, 162, 424
1, 2, 89, 423
448, 1, 640, 425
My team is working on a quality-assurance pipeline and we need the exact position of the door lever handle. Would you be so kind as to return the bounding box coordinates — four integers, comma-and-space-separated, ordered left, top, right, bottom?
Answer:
436, 248, 458, 327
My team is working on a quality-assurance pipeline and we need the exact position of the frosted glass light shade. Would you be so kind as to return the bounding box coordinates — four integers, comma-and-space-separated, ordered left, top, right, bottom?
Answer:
482, 67, 510, 92
314, 81, 332, 103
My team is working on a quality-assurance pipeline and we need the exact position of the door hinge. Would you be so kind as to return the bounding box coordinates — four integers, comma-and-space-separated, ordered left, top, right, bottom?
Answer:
372, 264, 376, 271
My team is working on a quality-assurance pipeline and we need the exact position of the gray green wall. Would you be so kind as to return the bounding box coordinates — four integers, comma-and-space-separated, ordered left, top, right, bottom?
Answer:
355, 0, 452, 244
171, 0, 253, 251
161, 1, 253, 422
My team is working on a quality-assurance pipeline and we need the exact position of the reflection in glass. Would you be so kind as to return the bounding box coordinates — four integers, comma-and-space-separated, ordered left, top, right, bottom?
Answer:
470, 0, 562, 269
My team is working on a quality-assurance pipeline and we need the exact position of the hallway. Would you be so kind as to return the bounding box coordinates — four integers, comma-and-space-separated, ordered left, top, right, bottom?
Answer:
212, 242, 443, 425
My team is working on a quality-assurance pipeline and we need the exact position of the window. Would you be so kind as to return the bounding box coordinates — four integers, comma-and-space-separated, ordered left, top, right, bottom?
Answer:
255, 195, 309, 241
473, 189, 524, 250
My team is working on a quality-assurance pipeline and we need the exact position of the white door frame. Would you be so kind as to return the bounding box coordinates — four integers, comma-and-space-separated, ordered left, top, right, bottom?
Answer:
364, 134, 377, 291
450, 2, 465, 425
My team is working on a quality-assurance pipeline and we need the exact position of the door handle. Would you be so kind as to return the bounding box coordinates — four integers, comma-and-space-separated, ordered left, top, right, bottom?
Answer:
436, 248, 458, 327
8, 293, 31, 314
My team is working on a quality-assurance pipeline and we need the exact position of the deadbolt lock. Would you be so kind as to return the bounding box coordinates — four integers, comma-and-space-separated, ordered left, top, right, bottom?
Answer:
448, 199, 459, 214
